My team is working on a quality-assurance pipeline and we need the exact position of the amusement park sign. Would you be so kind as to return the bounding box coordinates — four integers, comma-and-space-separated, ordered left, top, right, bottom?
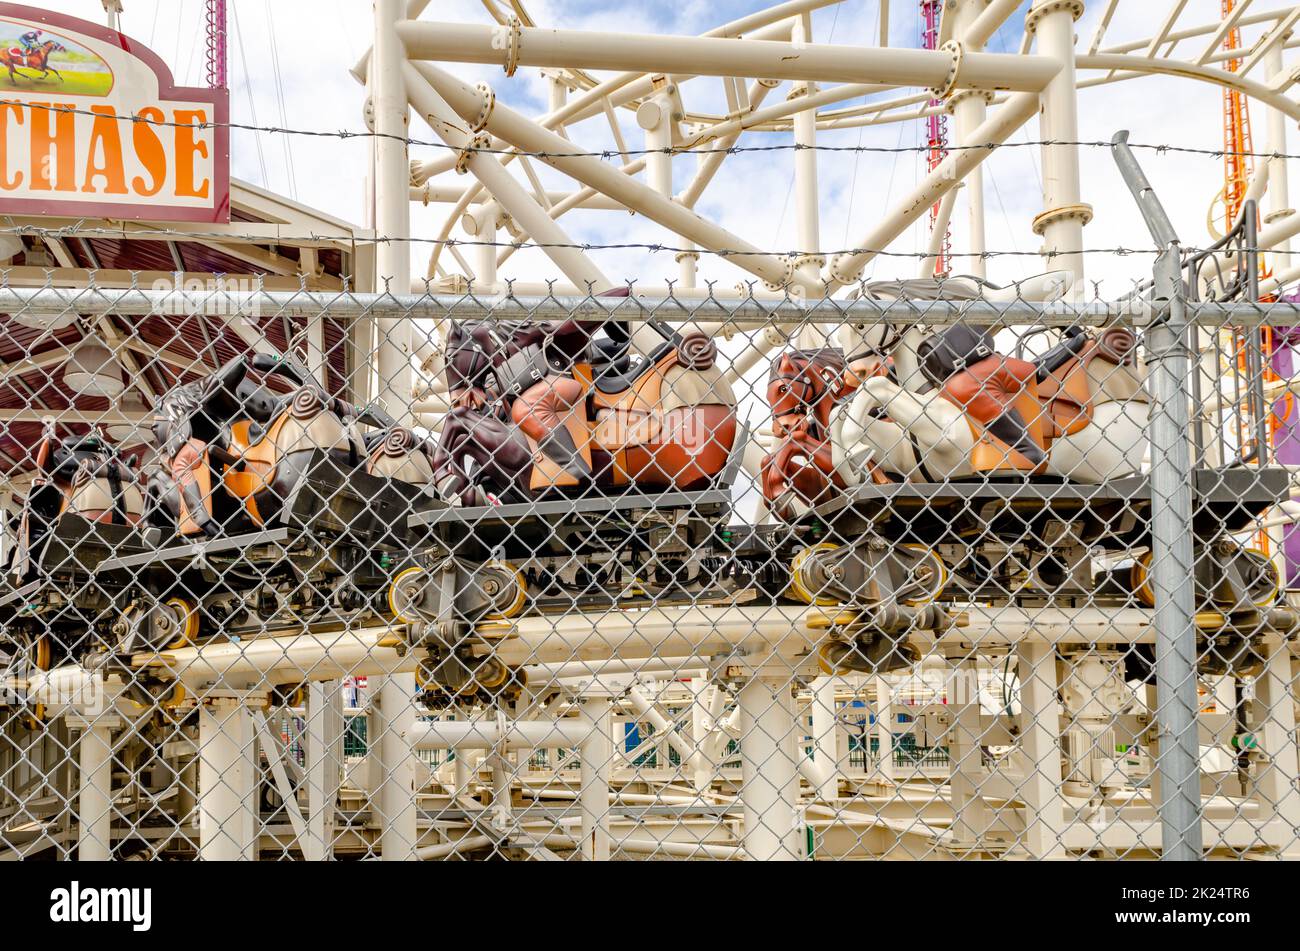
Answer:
0, 3, 229, 222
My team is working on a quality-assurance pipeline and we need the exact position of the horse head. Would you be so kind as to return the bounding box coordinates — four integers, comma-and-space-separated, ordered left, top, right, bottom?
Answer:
836, 320, 903, 382
767, 348, 848, 440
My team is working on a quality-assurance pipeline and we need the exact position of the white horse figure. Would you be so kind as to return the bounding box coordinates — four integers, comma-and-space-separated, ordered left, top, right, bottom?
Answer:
830, 272, 1150, 485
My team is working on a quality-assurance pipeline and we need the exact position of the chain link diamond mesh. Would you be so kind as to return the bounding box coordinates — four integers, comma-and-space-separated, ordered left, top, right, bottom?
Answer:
1, 258, 1297, 861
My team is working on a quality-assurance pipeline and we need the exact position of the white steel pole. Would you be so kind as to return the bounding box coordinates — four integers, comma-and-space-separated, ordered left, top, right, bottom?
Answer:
792, 19, 821, 291
198, 698, 257, 861
917, 187, 960, 279
1265, 44, 1293, 273
963, 0, 1025, 48
688, 679, 716, 793
950, 0, 991, 279
74, 716, 117, 860
579, 698, 613, 861
810, 677, 840, 800
373, 673, 418, 861
373, 0, 419, 862
1251, 639, 1300, 854
304, 681, 343, 861
396, 21, 1061, 91
947, 658, 989, 848
792, 19, 824, 345
1016, 644, 1066, 857
372, 0, 414, 412
1029, 0, 1089, 291
737, 677, 803, 860
875, 676, 895, 784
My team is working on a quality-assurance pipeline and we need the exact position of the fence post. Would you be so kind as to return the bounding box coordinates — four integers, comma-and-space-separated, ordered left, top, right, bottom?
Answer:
1111, 131, 1203, 860
1146, 241, 1204, 861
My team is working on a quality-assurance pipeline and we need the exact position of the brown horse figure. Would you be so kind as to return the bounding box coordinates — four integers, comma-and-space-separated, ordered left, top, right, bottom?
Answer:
1, 40, 66, 83
760, 348, 858, 521
431, 317, 739, 506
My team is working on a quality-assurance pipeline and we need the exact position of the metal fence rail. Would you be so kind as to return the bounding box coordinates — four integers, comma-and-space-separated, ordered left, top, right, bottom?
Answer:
1, 250, 1298, 860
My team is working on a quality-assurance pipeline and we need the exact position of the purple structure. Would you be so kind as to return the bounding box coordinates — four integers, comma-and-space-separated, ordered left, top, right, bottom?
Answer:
1270, 292, 1300, 582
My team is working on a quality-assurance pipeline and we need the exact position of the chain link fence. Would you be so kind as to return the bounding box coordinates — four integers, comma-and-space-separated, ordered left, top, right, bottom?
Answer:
3, 174, 1300, 859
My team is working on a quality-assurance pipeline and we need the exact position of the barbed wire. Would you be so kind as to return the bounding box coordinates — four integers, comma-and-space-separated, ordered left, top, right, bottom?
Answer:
0, 223, 1229, 261
10, 100, 1300, 163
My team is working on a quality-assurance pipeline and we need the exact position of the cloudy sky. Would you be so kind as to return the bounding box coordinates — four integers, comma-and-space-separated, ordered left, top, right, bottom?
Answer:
41, 0, 1300, 296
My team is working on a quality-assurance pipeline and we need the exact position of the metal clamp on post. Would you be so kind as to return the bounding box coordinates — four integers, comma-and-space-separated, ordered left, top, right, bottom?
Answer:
826, 252, 864, 287
930, 40, 966, 101
1024, 0, 1085, 34
455, 133, 492, 175
471, 82, 496, 132
502, 15, 522, 77
944, 87, 994, 115
1031, 202, 1094, 236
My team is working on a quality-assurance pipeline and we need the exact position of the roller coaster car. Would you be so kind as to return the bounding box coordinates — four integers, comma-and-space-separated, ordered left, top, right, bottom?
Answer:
763, 273, 1290, 619
87, 354, 446, 651
146, 352, 437, 542
430, 316, 739, 506
385, 315, 745, 644
0, 432, 147, 669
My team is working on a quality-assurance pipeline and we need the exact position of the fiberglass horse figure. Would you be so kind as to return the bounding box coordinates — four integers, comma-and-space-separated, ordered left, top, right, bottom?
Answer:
762, 272, 1151, 519
148, 353, 437, 538
431, 316, 739, 506
5, 430, 142, 584
0, 40, 66, 84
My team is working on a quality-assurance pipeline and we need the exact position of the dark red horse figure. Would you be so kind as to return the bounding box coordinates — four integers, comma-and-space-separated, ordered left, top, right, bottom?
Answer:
431, 319, 591, 506
0, 40, 66, 83
760, 349, 856, 521
431, 316, 739, 507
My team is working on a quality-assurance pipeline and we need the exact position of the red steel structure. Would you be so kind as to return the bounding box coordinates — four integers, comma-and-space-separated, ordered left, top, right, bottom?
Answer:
920, 0, 950, 276
206, 0, 227, 90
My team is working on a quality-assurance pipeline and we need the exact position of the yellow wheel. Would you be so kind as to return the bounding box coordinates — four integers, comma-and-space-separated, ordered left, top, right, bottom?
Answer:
159, 682, 186, 710
1130, 550, 1156, 608
387, 566, 427, 624
901, 545, 948, 606
22, 702, 46, 731
32, 635, 50, 672
474, 658, 509, 691
788, 543, 842, 607
163, 598, 199, 649
414, 657, 434, 693
817, 641, 853, 676
483, 560, 527, 621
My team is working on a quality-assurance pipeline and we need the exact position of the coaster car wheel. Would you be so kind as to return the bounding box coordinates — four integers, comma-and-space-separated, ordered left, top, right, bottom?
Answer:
788, 543, 842, 606
899, 545, 948, 607
479, 561, 528, 621
817, 635, 918, 675
31, 634, 51, 672
1130, 550, 1156, 608
387, 565, 427, 624
1238, 548, 1282, 609
161, 597, 199, 649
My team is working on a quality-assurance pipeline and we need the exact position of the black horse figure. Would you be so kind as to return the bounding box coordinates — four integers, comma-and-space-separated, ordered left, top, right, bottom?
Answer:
147, 353, 440, 538
6, 431, 142, 584
429, 312, 739, 507
430, 319, 590, 506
